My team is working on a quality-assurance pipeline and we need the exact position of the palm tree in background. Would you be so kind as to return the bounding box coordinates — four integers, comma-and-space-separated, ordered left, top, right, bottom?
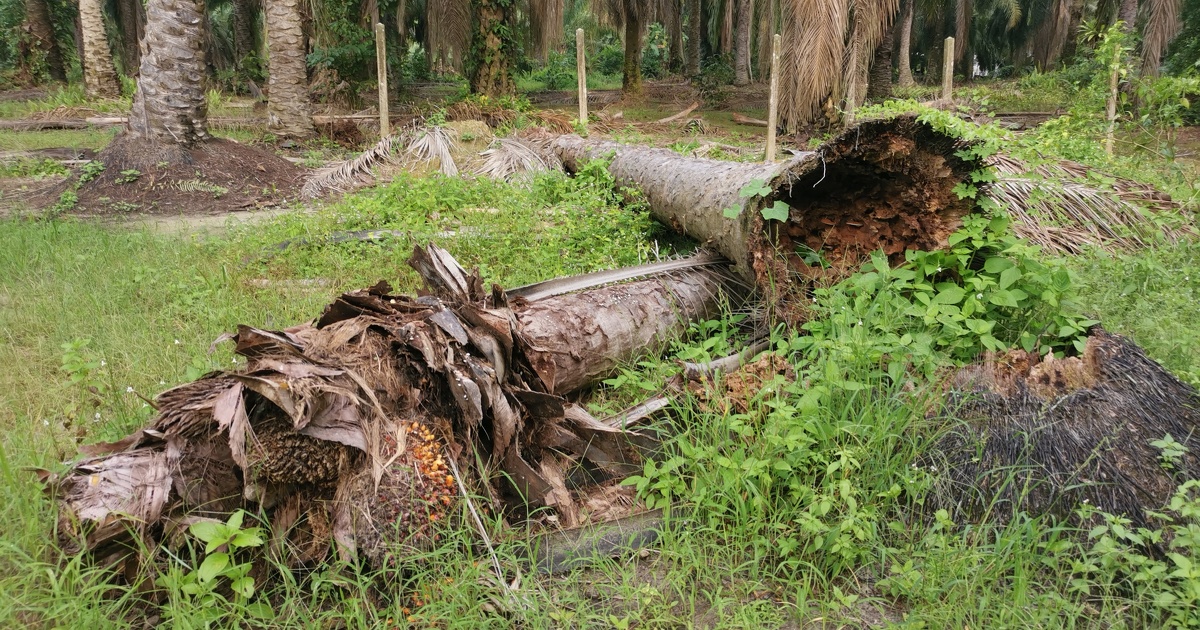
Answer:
79, 0, 121, 97
128, 0, 209, 150
266, 0, 314, 138
531, 0, 565, 61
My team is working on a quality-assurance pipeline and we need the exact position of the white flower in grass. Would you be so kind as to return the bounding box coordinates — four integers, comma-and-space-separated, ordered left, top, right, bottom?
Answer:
174, 339, 181, 345
42, 419, 49, 426
94, 412, 101, 420
100, 360, 106, 367
126, 386, 134, 393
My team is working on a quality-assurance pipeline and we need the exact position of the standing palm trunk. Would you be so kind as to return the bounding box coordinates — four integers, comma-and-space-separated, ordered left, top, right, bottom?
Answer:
897, 0, 913, 86
79, 0, 121, 98
733, 0, 752, 85
867, 21, 893, 100
266, 0, 314, 138
23, 0, 66, 82
128, 0, 209, 145
621, 0, 645, 96
470, 0, 515, 96
232, 0, 257, 65
755, 0, 775, 80
116, 0, 144, 75
530, 0, 564, 61
686, 0, 701, 76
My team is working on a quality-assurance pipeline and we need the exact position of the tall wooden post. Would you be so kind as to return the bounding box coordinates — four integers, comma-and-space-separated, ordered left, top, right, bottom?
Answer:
576, 28, 588, 133
766, 34, 780, 162
1106, 43, 1121, 158
942, 36, 954, 102
375, 23, 390, 138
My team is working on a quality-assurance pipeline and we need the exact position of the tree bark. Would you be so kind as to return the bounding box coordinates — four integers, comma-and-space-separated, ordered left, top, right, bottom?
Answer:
622, 4, 644, 97
549, 115, 982, 287
232, 0, 257, 64
954, 0, 972, 81
867, 21, 894, 101
470, 0, 515, 96
1118, 0, 1138, 33
79, 0, 121, 98
720, 0, 734, 54
23, 0, 66, 82
266, 0, 314, 138
755, 0, 774, 81
663, 0, 684, 73
897, 0, 913, 87
733, 0, 752, 85
686, 0, 701, 76
116, 0, 144, 75
128, 0, 209, 146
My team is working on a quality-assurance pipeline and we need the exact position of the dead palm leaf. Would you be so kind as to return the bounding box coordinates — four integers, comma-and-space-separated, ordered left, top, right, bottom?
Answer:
302, 133, 407, 198
407, 126, 460, 176
476, 138, 560, 181
988, 153, 1193, 254
427, 0, 471, 73
1140, 0, 1181, 75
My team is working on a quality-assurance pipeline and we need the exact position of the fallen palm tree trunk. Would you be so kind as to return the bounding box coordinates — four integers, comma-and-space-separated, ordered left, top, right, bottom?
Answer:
50, 246, 743, 569
931, 329, 1200, 541
549, 115, 983, 295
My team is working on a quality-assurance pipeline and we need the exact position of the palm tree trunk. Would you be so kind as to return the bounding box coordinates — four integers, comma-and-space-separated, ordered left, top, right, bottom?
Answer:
954, 0, 972, 81
686, 0, 701, 76
530, 0, 563, 62
23, 0, 66, 82
266, 0, 315, 138
733, 0, 752, 85
79, 0, 121, 98
1061, 0, 1086, 61
622, 3, 644, 97
755, 0, 775, 81
128, 0, 209, 146
232, 0, 257, 64
664, 0, 684, 73
116, 0, 144, 75
897, 0, 913, 87
867, 21, 893, 100
720, 0, 734, 54
1118, 0, 1138, 33
470, 0, 515, 96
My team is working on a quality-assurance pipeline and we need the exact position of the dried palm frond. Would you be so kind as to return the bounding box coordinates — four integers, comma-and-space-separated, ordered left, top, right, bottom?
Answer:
1140, 0, 1182, 76
779, 0, 850, 130
407, 126, 459, 176
302, 133, 406, 199
530, 110, 574, 134
988, 154, 1193, 254
476, 138, 560, 181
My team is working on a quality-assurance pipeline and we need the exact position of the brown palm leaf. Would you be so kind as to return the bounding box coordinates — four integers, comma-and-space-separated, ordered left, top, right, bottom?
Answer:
427, 0, 471, 73
779, 0, 850, 130
1141, 0, 1182, 75
302, 133, 407, 198
475, 138, 560, 181
988, 154, 1194, 254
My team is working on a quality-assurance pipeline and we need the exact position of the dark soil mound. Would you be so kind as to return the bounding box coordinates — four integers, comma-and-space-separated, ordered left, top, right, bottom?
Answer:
48, 135, 306, 216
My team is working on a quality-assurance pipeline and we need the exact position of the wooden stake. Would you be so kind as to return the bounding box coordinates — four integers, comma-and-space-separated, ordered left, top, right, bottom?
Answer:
1106, 43, 1120, 158
375, 23, 389, 139
766, 34, 780, 162
576, 28, 588, 133
942, 36, 954, 102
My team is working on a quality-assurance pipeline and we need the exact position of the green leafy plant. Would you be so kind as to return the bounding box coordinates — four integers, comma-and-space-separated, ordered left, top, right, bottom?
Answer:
723, 178, 790, 221
78, 160, 105, 183
160, 510, 272, 623
116, 169, 140, 184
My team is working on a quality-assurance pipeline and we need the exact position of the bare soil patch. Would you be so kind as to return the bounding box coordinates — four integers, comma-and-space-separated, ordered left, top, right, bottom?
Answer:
37, 136, 306, 216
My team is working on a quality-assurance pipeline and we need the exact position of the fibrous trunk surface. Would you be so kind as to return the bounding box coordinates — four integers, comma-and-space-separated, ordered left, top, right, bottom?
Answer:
79, 0, 121, 98
24, 0, 66, 82
51, 246, 741, 568
128, 0, 210, 146
266, 0, 314, 138
550, 115, 981, 307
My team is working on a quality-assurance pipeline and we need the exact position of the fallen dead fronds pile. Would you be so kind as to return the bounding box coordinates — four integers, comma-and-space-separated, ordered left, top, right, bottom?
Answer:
988, 154, 1194, 253
47, 245, 742, 572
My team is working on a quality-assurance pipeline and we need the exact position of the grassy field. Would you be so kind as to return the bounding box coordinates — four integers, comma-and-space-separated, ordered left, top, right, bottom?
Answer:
2, 75, 1200, 627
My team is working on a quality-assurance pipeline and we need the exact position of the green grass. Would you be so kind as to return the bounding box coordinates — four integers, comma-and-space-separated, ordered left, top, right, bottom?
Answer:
1, 77, 1200, 627
0, 84, 131, 119
0, 127, 119, 152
